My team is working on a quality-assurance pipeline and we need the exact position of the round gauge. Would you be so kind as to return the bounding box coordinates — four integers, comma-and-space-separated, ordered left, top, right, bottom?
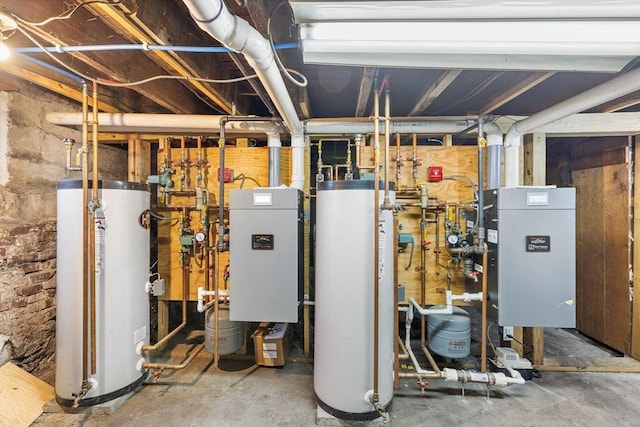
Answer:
447, 234, 459, 246
195, 231, 207, 242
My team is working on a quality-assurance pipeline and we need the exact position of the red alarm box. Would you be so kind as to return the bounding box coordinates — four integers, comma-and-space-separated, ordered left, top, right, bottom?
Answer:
428, 166, 443, 182
217, 167, 234, 183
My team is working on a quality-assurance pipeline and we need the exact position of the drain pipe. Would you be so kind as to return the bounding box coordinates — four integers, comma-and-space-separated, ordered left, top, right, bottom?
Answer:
504, 68, 640, 187
182, 0, 305, 189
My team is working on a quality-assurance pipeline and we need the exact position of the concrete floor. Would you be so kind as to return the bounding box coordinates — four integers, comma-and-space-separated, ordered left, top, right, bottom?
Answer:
34, 329, 640, 427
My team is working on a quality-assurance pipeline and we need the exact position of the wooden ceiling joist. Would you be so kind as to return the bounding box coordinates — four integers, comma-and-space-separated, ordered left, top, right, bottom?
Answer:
409, 70, 462, 116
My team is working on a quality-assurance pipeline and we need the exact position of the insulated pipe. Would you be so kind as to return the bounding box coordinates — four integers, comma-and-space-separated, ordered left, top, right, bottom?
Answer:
182, 0, 305, 189
504, 67, 640, 187
484, 122, 502, 189
305, 118, 476, 135
46, 112, 281, 136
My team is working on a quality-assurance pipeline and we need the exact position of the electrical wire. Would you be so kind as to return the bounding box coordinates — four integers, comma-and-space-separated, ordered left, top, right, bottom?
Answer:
12, 1, 123, 27
15, 23, 307, 90
267, 1, 308, 88
234, 173, 263, 189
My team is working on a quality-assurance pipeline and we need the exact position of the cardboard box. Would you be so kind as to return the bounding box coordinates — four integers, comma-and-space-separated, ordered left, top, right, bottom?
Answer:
252, 322, 288, 367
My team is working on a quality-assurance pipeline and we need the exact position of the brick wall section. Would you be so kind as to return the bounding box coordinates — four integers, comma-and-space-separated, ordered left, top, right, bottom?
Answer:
0, 88, 128, 384
0, 221, 57, 380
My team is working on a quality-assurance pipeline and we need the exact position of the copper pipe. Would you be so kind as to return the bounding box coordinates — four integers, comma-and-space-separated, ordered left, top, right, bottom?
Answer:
372, 87, 381, 403
399, 372, 443, 379
89, 82, 99, 376
142, 343, 205, 371
481, 242, 489, 372
81, 83, 89, 382
419, 208, 427, 357
421, 344, 442, 375
396, 335, 409, 360
142, 261, 189, 352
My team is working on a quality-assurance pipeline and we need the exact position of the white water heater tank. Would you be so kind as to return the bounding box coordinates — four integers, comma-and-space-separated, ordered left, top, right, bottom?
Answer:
55, 180, 150, 408
314, 180, 395, 421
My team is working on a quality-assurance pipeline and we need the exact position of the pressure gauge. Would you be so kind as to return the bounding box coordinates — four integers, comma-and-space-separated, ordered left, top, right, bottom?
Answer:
195, 231, 207, 243
447, 234, 459, 246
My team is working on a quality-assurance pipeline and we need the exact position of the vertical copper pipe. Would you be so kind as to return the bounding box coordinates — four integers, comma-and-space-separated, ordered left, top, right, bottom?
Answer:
81, 83, 89, 382
481, 242, 489, 372
372, 87, 381, 402
89, 82, 99, 376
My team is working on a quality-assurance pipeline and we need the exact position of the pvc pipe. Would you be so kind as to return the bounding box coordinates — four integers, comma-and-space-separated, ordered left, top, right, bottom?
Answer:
305, 118, 475, 135
182, 0, 305, 189
196, 286, 229, 313
484, 122, 502, 190
46, 112, 280, 135
504, 67, 640, 187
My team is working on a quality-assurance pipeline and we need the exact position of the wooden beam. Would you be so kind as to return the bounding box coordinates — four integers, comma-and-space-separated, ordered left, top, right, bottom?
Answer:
89, 1, 236, 114
477, 72, 555, 116
10, 5, 200, 114
603, 99, 640, 113
0, 63, 119, 112
355, 67, 376, 117
537, 357, 640, 372
409, 70, 462, 116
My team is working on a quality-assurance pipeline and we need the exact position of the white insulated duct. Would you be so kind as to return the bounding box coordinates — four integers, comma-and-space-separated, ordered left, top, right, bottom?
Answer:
46, 112, 282, 184
484, 122, 503, 190
305, 117, 476, 135
181, 0, 305, 190
504, 67, 640, 187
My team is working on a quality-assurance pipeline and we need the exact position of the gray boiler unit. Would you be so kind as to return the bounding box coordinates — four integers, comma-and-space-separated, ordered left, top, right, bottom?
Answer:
482, 187, 576, 328
229, 188, 303, 322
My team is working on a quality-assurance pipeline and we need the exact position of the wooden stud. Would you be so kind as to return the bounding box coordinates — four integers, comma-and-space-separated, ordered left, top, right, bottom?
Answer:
127, 138, 151, 183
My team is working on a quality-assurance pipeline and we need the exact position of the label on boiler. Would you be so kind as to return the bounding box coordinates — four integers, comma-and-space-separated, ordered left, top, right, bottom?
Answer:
252, 234, 274, 250
526, 235, 550, 252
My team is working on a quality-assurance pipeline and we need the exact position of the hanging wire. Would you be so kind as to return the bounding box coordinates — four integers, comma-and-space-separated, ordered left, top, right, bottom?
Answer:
267, 1, 308, 88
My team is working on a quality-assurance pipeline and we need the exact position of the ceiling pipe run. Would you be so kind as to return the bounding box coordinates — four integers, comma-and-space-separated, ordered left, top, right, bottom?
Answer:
305, 117, 476, 135
46, 112, 282, 184
503, 67, 640, 187
181, 0, 305, 190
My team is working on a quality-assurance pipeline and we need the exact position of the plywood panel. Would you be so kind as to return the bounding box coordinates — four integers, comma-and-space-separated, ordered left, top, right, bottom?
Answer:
362, 145, 479, 304
573, 168, 606, 340
158, 146, 291, 301
603, 162, 632, 353
0, 363, 55, 427
573, 162, 632, 354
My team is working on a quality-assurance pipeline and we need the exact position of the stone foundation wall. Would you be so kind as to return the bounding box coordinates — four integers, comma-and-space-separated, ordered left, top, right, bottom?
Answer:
0, 88, 128, 384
